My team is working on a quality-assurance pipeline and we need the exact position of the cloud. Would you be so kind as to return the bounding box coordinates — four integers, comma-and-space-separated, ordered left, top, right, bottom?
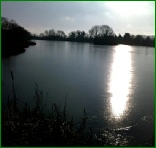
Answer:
64, 16, 75, 21
2, 2, 154, 36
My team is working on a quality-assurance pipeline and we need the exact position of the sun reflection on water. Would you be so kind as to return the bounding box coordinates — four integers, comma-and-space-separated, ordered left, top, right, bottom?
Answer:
108, 45, 132, 119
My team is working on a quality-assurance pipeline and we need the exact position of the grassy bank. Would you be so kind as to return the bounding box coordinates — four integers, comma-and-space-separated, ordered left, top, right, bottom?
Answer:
2, 82, 100, 146
2, 101, 90, 146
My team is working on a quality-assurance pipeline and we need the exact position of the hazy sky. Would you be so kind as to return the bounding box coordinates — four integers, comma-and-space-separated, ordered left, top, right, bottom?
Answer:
2, 2, 155, 36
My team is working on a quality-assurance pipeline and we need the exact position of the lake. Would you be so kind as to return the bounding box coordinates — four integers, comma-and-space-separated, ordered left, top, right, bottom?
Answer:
2, 40, 154, 146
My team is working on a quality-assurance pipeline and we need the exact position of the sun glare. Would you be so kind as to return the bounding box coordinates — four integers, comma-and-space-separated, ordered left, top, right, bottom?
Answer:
104, 1, 148, 16
108, 45, 132, 119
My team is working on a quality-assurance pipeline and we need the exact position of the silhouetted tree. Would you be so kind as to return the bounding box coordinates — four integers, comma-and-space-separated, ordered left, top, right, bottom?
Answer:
49, 29, 55, 36
2, 17, 32, 57
135, 35, 143, 45
89, 25, 117, 45
121, 33, 154, 47
117, 34, 123, 44
89, 25, 100, 39
99, 25, 114, 36
143, 36, 154, 47
56, 30, 66, 38
30, 22, 154, 47
39, 33, 44, 38
68, 31, 76, 41
123, 33, 131, 44
44, 30, 49, 36
67, 30, 89, 42
37, 29, 66, 41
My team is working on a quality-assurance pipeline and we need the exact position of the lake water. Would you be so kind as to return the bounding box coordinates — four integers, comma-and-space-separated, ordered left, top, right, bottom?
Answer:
2, 40, 154, 146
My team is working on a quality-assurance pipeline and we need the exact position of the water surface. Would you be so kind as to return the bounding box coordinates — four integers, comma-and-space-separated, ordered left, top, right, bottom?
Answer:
2, 40, 154, 146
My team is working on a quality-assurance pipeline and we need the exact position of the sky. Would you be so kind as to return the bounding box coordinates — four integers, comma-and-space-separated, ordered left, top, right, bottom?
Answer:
2, 1, 155, 36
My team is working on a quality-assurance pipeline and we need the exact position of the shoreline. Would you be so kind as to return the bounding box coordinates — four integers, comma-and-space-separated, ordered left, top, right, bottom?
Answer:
2, 41, 36, 58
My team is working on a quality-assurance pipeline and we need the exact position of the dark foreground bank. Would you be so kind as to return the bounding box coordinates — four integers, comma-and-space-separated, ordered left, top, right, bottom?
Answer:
2, 82, 154, 146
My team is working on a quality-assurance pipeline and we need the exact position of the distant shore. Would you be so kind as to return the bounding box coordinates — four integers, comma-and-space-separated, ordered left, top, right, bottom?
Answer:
32, 38, 154, 47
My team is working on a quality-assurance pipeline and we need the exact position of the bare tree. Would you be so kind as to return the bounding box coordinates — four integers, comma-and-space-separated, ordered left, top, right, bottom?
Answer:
56, 30, 66, 38
44, 30, 49, 36
89, 25, 100, 38
100, 25, 114, 36
49, 29, 55, 36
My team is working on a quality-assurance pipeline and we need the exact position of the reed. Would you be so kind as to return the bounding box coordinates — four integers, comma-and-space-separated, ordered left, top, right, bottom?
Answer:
2, 73, 96, 146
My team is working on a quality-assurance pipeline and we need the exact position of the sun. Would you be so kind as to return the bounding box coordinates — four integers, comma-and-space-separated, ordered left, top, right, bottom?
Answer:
104, 1, 149, 16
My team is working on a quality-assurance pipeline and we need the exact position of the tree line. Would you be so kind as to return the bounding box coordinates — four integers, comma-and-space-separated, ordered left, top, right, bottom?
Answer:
1, 17, 154, 57
32, 25, 154, 47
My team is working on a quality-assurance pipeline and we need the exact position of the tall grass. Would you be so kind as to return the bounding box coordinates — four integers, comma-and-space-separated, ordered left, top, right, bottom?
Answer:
2, 71, 98, 146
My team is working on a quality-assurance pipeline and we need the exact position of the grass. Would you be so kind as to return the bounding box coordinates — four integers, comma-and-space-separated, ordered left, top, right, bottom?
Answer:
2, 72, 100, 146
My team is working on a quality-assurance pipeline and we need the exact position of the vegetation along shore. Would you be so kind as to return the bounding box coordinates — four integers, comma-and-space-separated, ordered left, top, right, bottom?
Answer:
2, 17, 154, 57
